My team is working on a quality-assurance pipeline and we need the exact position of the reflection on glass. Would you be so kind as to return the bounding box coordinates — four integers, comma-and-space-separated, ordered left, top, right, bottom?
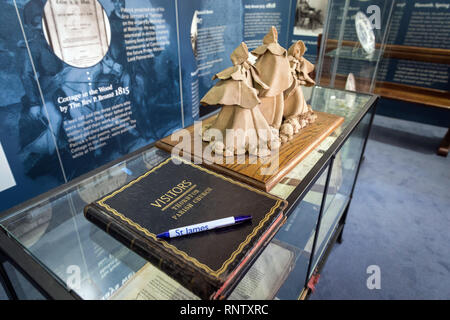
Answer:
269, 86, 371, 201
310, 86, 370, 122
310, 110, 372, 275
316, 0, 395, 93
274, 166, 329, 299
0, 147, 168, 299
2, 201, 52, 248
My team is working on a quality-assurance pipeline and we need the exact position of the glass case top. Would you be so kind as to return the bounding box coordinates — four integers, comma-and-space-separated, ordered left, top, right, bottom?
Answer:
0, 86, 373, 300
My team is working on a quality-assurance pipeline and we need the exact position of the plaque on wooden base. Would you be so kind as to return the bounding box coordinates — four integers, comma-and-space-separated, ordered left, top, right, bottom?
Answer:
156, 111, 344, 192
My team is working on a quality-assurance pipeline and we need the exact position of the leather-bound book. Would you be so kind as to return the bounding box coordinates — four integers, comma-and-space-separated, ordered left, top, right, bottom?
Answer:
84, 157, 287, 299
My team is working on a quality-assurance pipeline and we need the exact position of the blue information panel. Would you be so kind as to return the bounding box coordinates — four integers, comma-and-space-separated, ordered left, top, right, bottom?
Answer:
0, 0, 294, 212
377, 1, 450, 91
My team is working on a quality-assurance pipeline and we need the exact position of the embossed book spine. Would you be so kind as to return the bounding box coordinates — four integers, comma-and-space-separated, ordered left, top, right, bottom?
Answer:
84, 157, 287, 299
84, 203, 222, 298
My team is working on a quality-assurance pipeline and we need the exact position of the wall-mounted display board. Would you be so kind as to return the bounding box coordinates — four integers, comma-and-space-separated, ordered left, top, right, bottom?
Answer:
373, 0, 450, 131
0, 0, 185, 212
374, 1, 450, 157
243, 0, 293, 50
376, 1, 450, 92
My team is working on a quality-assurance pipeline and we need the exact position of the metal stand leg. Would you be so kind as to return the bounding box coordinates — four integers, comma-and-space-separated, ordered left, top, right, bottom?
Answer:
437, 128, 449, 157
337, 227, 344, 244
305, 156, 335, 288
0, 253, 18, 300
337, 202, 350, 244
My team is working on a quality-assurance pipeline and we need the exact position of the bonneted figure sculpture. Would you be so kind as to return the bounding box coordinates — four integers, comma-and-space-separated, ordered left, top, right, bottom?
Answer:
280, 40, 317, 143
199, 27, 318, 157
200, 42, 280, 157
251, 26, 293, 132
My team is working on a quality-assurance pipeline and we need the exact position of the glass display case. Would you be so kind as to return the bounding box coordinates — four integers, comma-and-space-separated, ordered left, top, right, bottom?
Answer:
316, 0, 395, 93
0, 86, 378, 300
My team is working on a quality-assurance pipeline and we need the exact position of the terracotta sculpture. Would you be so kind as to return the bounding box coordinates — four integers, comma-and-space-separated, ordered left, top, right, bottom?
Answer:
251, 26, 293, 132
280, 40, 317, 143
200, 42, 279, 157
200, 27, 316, 157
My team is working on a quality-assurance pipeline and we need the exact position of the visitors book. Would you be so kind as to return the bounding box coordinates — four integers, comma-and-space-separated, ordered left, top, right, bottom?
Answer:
84, 157, 287, 299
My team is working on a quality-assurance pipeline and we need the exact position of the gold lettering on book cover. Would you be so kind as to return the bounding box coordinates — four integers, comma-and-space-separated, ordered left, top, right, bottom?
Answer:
96, 157, 283, 277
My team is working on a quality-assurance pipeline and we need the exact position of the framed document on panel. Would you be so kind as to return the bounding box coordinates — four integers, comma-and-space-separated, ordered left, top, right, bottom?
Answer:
42, 0, 111, 68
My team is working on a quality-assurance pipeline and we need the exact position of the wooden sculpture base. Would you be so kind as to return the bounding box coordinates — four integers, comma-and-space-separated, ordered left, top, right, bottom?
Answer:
156, 111, 344, 191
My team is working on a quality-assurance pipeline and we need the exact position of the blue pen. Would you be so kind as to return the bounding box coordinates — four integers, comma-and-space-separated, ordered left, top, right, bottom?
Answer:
156, 215, 252, 239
